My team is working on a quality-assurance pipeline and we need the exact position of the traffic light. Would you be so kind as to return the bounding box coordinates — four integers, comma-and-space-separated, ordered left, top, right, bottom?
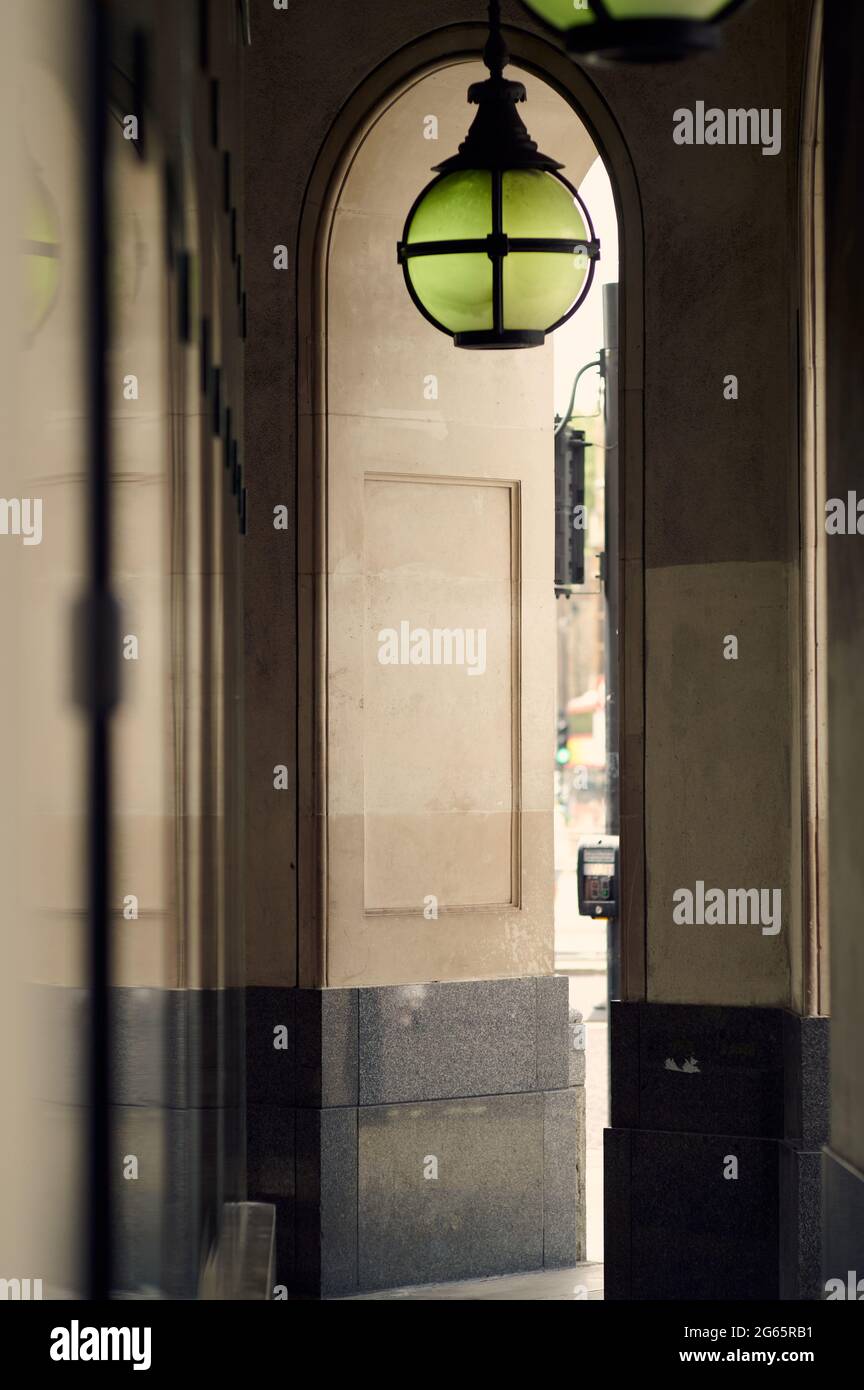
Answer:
554, 425, 586, 592
556, 712, 570, 766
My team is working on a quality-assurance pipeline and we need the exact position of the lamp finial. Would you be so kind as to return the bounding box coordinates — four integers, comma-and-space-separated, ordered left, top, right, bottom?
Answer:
484, 0, 509, 80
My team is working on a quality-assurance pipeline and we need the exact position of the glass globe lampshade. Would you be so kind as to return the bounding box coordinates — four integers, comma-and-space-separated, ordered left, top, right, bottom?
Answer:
397, 3, 599, 349
518, 0, 751, 62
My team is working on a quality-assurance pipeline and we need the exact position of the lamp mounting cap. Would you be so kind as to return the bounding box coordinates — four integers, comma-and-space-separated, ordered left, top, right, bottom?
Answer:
433, 0, 563, 173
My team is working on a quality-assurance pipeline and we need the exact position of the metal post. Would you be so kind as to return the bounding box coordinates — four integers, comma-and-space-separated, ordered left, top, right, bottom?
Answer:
602, 282, 620, 1002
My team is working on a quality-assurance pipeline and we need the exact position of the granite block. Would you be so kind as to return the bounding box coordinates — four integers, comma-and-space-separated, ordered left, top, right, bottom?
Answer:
246, 986, 295, 1106
779, 1143, 822, 1300
799, 1017, 829, 1147
322, 988, 359, 1107
320, 1108, 358, 1296
295, 1106, 357, 1297
166, 991, 215, 1110
293, 990, 322, 1109
609, 1001, 639, 1128
222, 989, 246, 1111
606, 1003, 827, 1302
542, 1088, 581, 1267
607, 1126, 780, 1300
612, 1001, 786, 1138
823, 1146, 864, 1295
603, 1128, 631, 1300
295, 987, 358, 1108
358, 1092, 544, 1290
111, 988, 167, 1107
782, 1012, 830, 1146
294, 1109, 320, 1295
223, 1102, 247, 1197
358, 979, 537, 1105
163, 1105, 221, 1298
536, 975, 570, 1091
107, 988, 246, 1110
247, 1104, 295, 1199
111, 1104, 167, 1297
569, 1008, 586, 1087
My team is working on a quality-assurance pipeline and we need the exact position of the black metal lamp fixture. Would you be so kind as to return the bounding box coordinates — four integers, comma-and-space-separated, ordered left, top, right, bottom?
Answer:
518, 0, 750, 64
396, 0, 599, 349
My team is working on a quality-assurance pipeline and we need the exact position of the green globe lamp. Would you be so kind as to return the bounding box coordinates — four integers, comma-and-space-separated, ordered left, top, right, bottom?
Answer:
397, 0, 599, 349
22, 162, 61, 343
518, 0, 751, 63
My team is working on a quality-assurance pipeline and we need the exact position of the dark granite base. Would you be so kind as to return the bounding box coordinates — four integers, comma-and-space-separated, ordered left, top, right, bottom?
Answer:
113, 988, 245, 1299
605, 1001, 829, 1301
36, 985, 246, 1299
822, 1146, 864, 1296
246, 977, 582, 1297
780, 1144, 823, 1301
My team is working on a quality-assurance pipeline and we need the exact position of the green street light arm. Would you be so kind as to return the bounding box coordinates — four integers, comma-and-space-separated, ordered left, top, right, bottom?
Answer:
555, 357, 602, 437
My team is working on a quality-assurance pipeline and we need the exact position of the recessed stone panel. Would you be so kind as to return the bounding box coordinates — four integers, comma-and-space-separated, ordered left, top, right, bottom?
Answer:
362, 474, 517, 913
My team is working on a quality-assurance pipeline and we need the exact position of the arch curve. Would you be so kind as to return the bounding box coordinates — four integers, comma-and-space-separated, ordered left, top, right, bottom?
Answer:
295, 21, 646, 993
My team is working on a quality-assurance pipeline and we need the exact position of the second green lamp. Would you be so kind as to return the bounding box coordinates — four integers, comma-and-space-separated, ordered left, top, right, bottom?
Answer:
519, 0, 750, 62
